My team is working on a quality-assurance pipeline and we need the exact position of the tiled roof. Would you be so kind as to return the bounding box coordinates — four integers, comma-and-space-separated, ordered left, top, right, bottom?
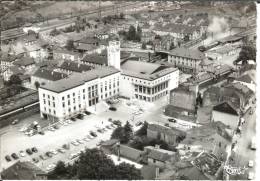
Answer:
148, 149, 171, 162
168, 47, 205, 60
40, 66, 120, 93
77, 37, 100, 44
213, 101, 239, 116
115, 145, 143, 162
53, 48, 82, 56
148, 124, 185, 136
9, 65, 25, 75
236, 74, 254, 84
13, 57, 35, 67
75, 43, 98, 51
0, 53, 18, 62
59, 61, 93, 73
1, 161, 46, 180
82, 54, 108, 65
33, 68, 67, 81
153, 23, 200, 34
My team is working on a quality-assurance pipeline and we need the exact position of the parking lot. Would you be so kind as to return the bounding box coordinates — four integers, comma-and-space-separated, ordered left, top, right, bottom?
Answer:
0, 98, 169, 172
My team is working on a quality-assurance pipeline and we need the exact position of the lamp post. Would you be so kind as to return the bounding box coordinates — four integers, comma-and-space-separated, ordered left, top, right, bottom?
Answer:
116, 142, 120, 161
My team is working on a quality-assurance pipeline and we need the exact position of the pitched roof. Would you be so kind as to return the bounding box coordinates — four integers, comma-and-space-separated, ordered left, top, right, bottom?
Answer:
9, 65, 25, 75
148, 149, 172, 162
236, 74, 254, 84
1, 161, 46, 180
40, 66, 120, 93
59, 61, 93, 73
148, 124, 185, 136
213, 101, 239, 116
168, 47, 205, 60
115, 144, 143, 162
75, 43, 98, 51
77, 36, 100, 44
0, 52, 18, 62
82, 54, 108, 65
33, 68, 67, 81
13, 57, 35, 67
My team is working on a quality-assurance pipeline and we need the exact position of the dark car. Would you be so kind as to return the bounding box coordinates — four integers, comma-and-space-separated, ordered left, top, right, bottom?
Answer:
5, 155, 12, 162
26, 148, 33, 155
45, 151, 53, 158
39, 131, 45, 135
97, 129, 103, 133
39, 155, 47, 160
85, 111, 91, 115
53, 125, 59, 129
32, 157, 39, 163
71, 117, 77, 122
11, 153, 19, 160
164, 123, 170, 127
32, 147, 38, 153
198, 46, 206, 52
77, 114, 84, 120
90, 131, 97, 137
168, 118, 177, 123
112, 120, 122, 127
109, 107, 117, 111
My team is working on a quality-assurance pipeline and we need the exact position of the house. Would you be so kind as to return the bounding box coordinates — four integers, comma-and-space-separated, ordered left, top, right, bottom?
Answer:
179, 122, 232, 160
144, 145, 177, 168
31, 68, 67, 89
53, 48, 83, 62
233, 74, 255, 92
57, 61, 93, 74
167, 47, 205, 74
1, 161, 47, 180
0, 53, 19, 72
167, 86, 197, 117
147, 124, 186, 145
74, 36, 106, 54
81, 53, 108, 67
2, 65, 25, 81
113, 144, 145, 163
212, 102, 240, 131
13, 56, 35, 72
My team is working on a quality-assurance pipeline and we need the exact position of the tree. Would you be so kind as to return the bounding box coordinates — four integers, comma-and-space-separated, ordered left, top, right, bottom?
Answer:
66, 39, 75, 50
184, 35, 190, 42
196, 92, 203, 107
9, 74, 21, 85
136, 25, 142, 42
120, 12, 125, 19
124, 121, 133, 142
48, 148, 142, 179
34, 81, 40, 89
169, 42, 175, 50
141, 42, 146, 49
236, 45, 256, 65
111, 126, 126, 143
135, 121, 148, 136
127, 25, 136, 41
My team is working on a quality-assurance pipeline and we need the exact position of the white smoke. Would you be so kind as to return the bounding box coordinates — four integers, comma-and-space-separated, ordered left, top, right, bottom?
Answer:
207, 16, 229, 34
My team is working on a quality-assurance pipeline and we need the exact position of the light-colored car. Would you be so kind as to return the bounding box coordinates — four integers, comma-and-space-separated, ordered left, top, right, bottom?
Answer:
57, 148, 66, 153
50, 149, 58, 155
248, 160, 254, 168
69, 153, 77, 160
71, 141, 79, 146
19, 151, 26, 157
83, 137, 90, 142
76, 139, 84, 144
19, 127, 27, 132
46, 164, 56, 171
248, 172, 254, 180
87, 135, 94, 139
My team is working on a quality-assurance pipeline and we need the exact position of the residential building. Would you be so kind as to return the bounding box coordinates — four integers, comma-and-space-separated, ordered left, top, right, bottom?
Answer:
211, 102, 240, 131
0, 53, 19, 72
144, 146, 177, 168
2, 65, 25, 81
57, 61, 93, 74
81, 53, 108, 67
74, 36, 107, 54
147, 124, 186, 145
233, 74, 255, 92
31, 68, 67, 89
38, 66, 120, 120
167, 47, 205, 74
13, 56, 35, 72
120, 59, 179, 102
53, 48, 83, 62
1, 161, 47, 180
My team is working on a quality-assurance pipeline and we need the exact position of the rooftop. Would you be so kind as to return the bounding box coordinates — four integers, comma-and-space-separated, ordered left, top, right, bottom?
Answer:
82, 54, 108, 65
59, 61, 93, 73
13, 57, 35, 67
168, 47, 205, 60
33, 68, 68, 81
1, 161, 46, 180
40, 66, 120, 93
121, 60, 178, 81
148, 124, 185, 137
213, 101, 239, 116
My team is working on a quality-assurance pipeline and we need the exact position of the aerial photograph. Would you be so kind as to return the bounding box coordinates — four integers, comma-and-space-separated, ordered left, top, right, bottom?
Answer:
0, 0, 257, 180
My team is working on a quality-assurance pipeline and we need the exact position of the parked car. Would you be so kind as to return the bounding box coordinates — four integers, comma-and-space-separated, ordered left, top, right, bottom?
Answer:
87, 135, 94, 139
48, 126, 55, 131
249, 108, 253, 115
76, 114, 84, 120
50, 149, 58, 155
39, 154, 48, 160
106, 125, 112, 129
32, 147, 38, 153
57, 148, 66, 153
71, 141, 79, 146
39, 131, 45, 135
32, 158, 39, 163
97, 129, 103, 133
11, 153, 19, 160
19, 151, 26, 157
11, 119, 19, 125
83, 137, 90, 142
76, 139, 84, 144
46, 164, 56, 172
164, 123, 170, 127
62, 144, 70, 150
45, 152, 53, 158
90, 131, 97, 137
26, 149, 33, 155
69, 153, 77, 160
109, 107, 117, 111
248, 160, 254, 168
168, 118, 177, 123
53, 125, 59, 129
5, 155, 11, 162
71, 117, 77, 122
112, 120, 122, 126
85, 111, 91, 115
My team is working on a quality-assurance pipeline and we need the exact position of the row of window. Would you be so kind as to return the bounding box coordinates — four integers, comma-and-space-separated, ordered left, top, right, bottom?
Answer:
135, 90, 168, 102
134, 81, 169, 95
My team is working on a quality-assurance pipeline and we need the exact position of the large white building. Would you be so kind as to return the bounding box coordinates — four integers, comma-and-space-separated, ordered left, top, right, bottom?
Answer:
38, 40, 180, 120
39, 66, 120, 120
